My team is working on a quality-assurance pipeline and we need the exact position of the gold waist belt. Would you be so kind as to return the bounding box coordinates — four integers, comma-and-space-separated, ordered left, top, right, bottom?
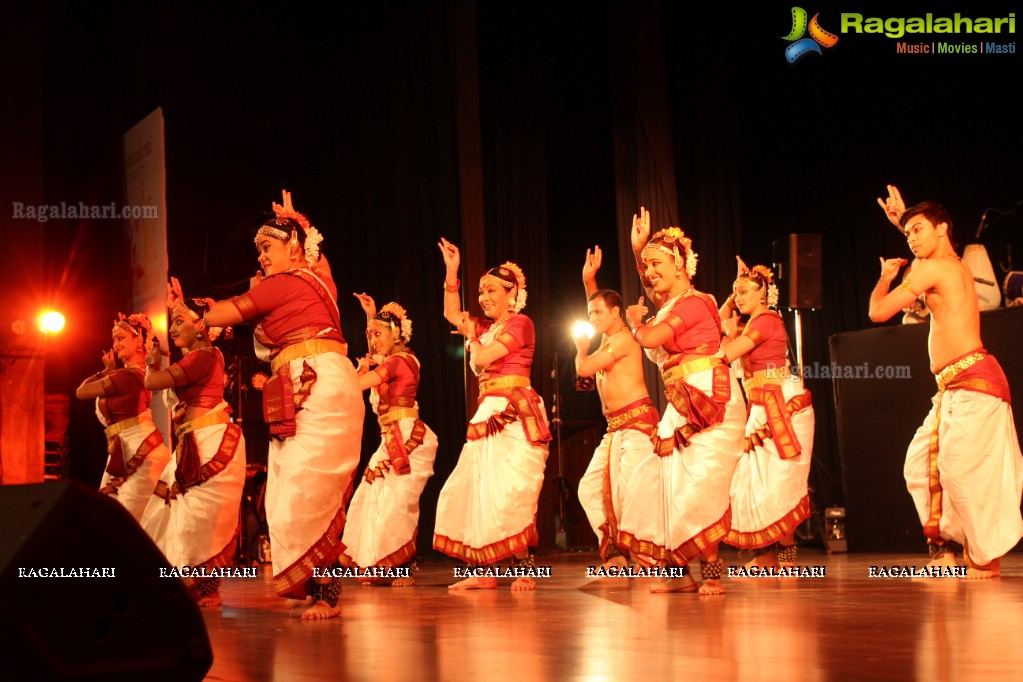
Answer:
478, 374, 531, 394
606, 405, 650, 432
271, 338, 347, 375
379, 407, 419, 427
743, 366, 792, 393
104, 411, 153, 439
936, 352, 986, 391
175, 410, 231, 440
662, 355, 723, 385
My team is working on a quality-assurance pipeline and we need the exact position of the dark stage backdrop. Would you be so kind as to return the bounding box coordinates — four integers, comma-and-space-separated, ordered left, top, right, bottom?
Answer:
26, 1, 1023, 554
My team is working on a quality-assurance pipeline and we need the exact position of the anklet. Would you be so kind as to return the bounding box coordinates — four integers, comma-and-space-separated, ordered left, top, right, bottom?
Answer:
196, 578, 221, 597
513, 554, 537, 571
311, 577, 341, 607
700, 558, 724, 581
928, 540, 953, 560
776, 543, 798, 564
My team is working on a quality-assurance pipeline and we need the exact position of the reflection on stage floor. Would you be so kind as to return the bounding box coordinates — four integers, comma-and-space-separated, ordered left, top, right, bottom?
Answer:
201, 549, 1023, 681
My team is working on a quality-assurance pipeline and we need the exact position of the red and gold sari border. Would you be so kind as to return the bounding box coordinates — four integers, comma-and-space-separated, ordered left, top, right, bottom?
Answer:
433, 523, 538, 565
725, 496, 811, 549
273, 505, 348, 599
617, 509, 731, 566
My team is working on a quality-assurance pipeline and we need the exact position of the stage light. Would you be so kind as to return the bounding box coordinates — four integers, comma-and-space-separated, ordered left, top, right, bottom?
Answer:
572, 321, 594, 339
38, 311, 66, 334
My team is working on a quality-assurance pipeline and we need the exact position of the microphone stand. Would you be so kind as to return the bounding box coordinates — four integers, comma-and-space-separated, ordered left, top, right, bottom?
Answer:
551, 352, 567, 549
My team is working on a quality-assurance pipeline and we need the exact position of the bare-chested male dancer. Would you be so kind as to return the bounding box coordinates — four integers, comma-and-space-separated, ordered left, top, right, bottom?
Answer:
575, 245, 663, 577
869, 184, 1023, 578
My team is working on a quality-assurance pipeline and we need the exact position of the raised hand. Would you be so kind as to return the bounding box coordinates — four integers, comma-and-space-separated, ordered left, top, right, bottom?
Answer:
145, 339, 162, 369
101, 348, 117, 371
166, 277, 186, 310
249, 270, 265, 290
272, 189, 297, 218
353, 292, 377, 320
438, 237, 461, 272
735, 255, 750, 278
878, 257, 909, 283
876, 184, 906, 229
582, 245, 603, 282
625, 296, 649, 329
630, 206, 651, 254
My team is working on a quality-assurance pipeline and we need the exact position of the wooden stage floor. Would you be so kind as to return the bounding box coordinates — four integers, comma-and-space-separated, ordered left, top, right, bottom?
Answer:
201, 549, 1023, 681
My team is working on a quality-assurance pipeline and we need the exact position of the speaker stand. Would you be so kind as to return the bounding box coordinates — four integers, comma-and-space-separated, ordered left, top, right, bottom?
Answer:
792, 309, 805, 373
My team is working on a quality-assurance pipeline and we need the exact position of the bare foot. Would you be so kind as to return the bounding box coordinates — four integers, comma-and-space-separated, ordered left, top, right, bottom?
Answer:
586, 555, 628, 583
601, 555, 628, 571
964, 557, 1000, 580
301, 601, 341, 620
926, 550, 959, 572
649, 574, 698, 593
197, 591, 222, 608
698, 579, 726, 596
449, 576, 497, 590
390, 576, 416, 587
511, 576, 536, 591
743, 551, 778, 572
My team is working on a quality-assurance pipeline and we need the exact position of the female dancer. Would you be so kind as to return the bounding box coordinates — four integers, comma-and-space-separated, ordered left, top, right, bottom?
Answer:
340, 295, 437, 586
75, 313, 170, 522
142, 285, 246, 607
433, 237, 551, 591
620, 219, 745, 595
203, 190, 363, 620
720, 262, 814, 568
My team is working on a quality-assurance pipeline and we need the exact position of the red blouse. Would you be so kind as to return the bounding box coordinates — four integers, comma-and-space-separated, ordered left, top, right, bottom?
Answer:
231, 271, 345, 350
372, 352, 420, 415
167, 347, 226, 409
476, 314, 534, 382
743, 312, 788, 373
660, 292, 721, 364
98, 368, 149, 423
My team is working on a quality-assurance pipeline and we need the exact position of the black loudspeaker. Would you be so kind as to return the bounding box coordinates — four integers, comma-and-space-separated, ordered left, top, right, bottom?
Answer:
773, 234, 823, 309
560, 422, 605, 550
0, 481, 212, 681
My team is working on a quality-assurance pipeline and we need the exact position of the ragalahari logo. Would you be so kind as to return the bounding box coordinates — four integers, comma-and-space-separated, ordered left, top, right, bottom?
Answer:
783, 7, 839, 63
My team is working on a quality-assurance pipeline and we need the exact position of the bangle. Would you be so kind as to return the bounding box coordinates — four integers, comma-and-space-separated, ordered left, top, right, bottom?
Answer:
631, 323, 644, 341
444, 278, 460, 293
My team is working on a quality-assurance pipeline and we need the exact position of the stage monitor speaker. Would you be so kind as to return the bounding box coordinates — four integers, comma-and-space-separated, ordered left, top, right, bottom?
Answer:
0, 481, 212, 682
773, 234, 823, 309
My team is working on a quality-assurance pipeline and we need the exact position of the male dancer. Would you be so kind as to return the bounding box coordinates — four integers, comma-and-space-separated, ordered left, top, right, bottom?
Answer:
575, 245, 660, 572
869, 184, 1023, 577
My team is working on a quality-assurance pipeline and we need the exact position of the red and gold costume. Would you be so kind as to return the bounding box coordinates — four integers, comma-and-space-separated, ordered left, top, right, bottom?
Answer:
433, 313, 552, 564
141, 347, 246, 591
229, 268, 364, 598
341, 350, 437, 569
724, 311, 815, 549
94, 367, 170, 522
617, 290, 746, 566
904, 349, 1023, 566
